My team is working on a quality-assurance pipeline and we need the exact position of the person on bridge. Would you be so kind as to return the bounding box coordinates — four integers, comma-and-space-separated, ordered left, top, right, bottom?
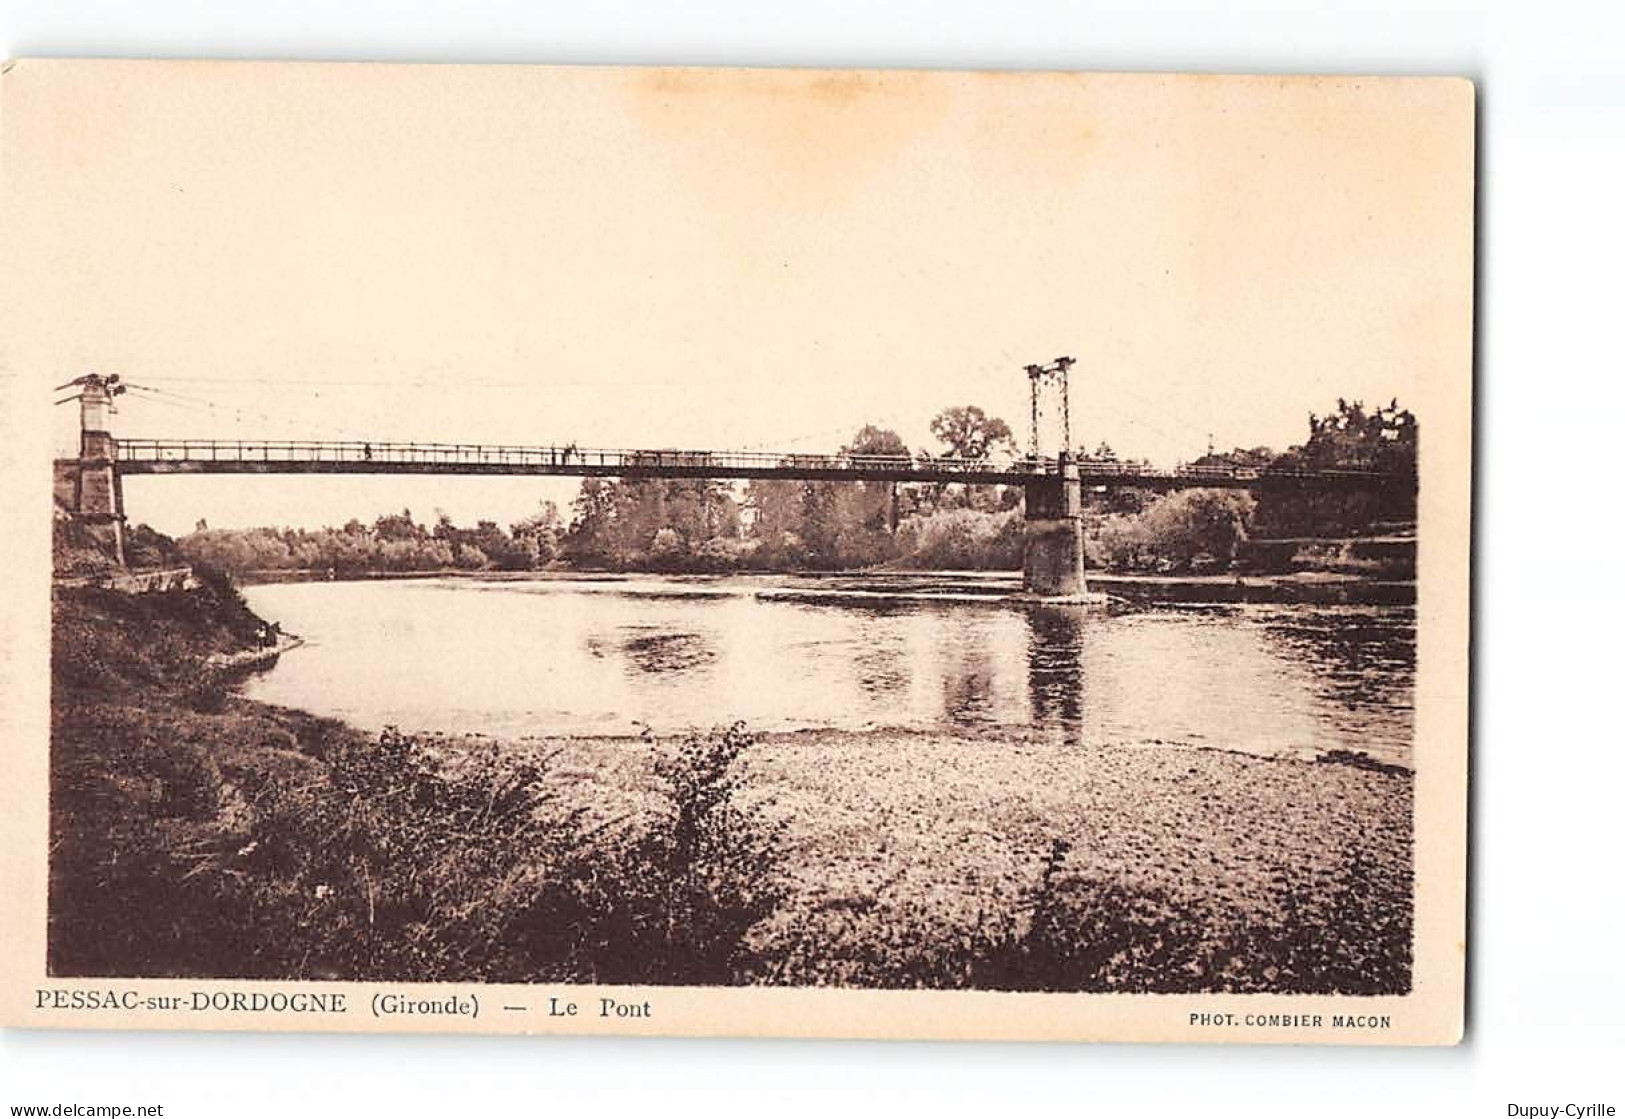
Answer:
363, 442, 373, 461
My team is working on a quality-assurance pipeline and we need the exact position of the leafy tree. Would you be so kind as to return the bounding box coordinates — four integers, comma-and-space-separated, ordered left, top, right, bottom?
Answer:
512, 501, 564, 567
649, 527, 685, 568
1088, 490, 1257, 573
1139, 489, 1257, 570
372, 509, 422, 543
928, 406, 1016, 461
835, 426, 909, 563
1257, 398, 1419, 537
846, 425, 909, 458
453, 543, 489, 570
564, 477, 743, 570
743, 478, 808, 568
895, 508, 1024, 570
798, 481, 844, 567
563, 480, 618, 566
123, 523, 184, 570
1292, 398, 1417, 474
1189, 445, 1278, 471
927, 406, 1016, 516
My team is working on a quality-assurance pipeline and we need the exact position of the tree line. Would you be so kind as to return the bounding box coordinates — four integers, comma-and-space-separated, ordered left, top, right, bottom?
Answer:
176, 399, 1417, 578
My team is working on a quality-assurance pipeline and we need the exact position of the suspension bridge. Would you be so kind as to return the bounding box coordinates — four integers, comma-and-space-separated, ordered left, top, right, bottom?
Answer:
53, 362, 1418, 598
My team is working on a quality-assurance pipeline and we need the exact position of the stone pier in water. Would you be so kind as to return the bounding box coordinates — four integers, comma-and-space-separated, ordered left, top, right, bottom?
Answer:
1022, 463, 1103, 601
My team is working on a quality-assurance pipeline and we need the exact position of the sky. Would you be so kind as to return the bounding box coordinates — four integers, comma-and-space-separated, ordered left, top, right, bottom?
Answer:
9, 62, 1473, 535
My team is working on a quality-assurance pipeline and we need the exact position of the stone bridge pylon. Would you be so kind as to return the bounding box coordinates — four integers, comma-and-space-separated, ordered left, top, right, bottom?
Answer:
53, 373, 127, 566
1020, 357, 1103, 602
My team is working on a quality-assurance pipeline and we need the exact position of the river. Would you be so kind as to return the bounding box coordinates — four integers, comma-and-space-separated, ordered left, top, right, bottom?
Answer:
240, 572, 1415, 766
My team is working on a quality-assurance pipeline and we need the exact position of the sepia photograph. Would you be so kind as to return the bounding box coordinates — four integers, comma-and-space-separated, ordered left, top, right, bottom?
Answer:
1, 59, 1473, 1043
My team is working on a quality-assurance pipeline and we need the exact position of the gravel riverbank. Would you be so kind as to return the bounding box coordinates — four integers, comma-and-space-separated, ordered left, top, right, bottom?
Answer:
439, 726, 1414, 991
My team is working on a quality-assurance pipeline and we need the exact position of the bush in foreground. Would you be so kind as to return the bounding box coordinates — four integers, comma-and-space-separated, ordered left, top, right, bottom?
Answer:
51, 694, 787, 983
514, 723, 787, 984
244, 721, 785, 983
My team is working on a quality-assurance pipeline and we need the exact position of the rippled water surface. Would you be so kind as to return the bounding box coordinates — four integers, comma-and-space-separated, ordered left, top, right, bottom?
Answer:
241, 573, 1415, 763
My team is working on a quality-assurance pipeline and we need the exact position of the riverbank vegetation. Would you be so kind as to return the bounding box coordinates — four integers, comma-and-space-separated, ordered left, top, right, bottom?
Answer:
173, 398, 1417, 581
52, 510, 186, 577
50, 573, 1412, 993
51, 583, 785, 982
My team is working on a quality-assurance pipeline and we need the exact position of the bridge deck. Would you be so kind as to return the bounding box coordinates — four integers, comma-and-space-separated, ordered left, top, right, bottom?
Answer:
104, 438, 1416, 492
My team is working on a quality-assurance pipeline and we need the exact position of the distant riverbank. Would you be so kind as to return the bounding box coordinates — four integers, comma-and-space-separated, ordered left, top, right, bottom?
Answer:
1089, 572, 1414, 605
231, 564, 1413, 605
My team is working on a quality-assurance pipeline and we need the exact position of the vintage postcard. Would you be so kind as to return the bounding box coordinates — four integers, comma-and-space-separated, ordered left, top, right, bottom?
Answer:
0, 60, 1472, 1043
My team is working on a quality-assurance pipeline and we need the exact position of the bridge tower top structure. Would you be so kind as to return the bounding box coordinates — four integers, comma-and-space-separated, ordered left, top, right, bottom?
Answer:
56, 372, 126, 460
1024, 356, 1075, 464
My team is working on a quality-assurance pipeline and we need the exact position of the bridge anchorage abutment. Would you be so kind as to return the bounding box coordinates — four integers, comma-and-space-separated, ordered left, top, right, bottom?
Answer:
1020, 461, 1106, 603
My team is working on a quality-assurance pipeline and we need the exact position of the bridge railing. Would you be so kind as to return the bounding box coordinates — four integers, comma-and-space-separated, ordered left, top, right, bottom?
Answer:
110, 438, 1413, 486
113, 438, 1064, 476
1075, 458, 1408, 482
1166, 461, 1405, 481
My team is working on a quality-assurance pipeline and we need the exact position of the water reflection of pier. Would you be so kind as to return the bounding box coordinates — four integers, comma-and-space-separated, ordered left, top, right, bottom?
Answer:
1025, 606, 1085, 727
